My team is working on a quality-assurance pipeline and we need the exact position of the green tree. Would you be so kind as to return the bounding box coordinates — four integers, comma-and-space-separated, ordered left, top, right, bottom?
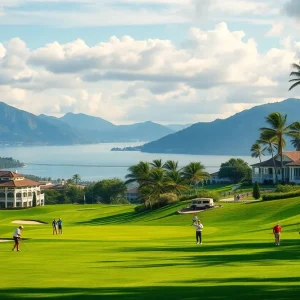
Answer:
257, 135, 278, 183
250, 143, 264, 163
66, 186, 84, 204
289, 62, 300, 90
164, 170, 188, 195
84, 183, 96, 204
93, 178, 127, 204
253, 182, 261, 200
260, 112, 299, 182
163, 160, 179, 172
182, 162, 210, 189
72, 174, 81, 185
125, 161, 150, 185
218, 158, 251, 183
32, 192, 37, 207
150, 159, 163, 169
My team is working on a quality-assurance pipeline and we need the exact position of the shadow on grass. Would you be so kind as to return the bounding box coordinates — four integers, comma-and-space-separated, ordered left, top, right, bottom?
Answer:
0, 284, 299, 300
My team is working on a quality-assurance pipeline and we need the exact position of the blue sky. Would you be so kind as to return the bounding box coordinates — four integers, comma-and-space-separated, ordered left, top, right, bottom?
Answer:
0, 0, 300, 124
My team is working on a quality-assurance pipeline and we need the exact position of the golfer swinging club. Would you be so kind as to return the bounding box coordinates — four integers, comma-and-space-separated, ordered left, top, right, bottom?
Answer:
193, 220, 203, 244
12, 225, 23, 252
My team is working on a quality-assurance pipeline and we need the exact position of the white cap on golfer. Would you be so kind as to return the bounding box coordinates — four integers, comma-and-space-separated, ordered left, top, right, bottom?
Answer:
19, 225, 24, 229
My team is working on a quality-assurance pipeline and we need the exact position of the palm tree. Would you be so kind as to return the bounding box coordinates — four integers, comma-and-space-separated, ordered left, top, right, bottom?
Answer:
139, 168, 166, 208
164, 170, 188, 195
260, 112, 298, 182
72, 174, 81, 185
125, 161, 150, 185
257, 135, 278, 183
150, 159, 163, 169
291, 134, 300, 151
163, 160, 179, 172
250, 143, 264, 163
182, 162, 210, 190
289, 62, 300, 91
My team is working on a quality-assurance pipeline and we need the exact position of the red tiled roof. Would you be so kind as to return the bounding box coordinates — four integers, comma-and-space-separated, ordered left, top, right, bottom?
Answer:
0, 179, 41, 188
283, 151, 300, 162
0, 171, 24, 178
286, 159, 300, 166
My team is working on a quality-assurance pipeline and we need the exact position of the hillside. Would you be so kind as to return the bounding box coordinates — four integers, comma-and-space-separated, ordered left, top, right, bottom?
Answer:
0, 102, 81, 145
142, 98, 300, 155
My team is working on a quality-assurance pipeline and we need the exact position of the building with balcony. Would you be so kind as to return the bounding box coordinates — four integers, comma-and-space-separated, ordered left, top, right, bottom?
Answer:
209, 172, 233, 184
0, 171, 44, 208
251, 151, 300, 184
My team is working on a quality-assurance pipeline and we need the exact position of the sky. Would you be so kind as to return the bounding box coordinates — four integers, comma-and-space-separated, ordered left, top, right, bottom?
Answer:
0, 0, 300, 124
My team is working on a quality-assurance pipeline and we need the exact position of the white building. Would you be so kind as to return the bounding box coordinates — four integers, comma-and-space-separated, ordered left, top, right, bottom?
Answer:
209, 172, 232, 184
251, 151, 300, 184
0, 171, 44, 208
125, 188, 139, 203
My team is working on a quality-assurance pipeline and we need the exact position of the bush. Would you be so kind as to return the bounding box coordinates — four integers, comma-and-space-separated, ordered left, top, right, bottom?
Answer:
276, 184, 300, 193
253, 182, 261, 200
110, 197, 130, 204
262, 189, 300, 201
159, 193, 178, 206
179, 190, 220, 202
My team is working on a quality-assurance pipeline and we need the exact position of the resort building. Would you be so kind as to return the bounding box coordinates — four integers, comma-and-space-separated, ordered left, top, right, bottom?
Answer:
209, 172, 232, 184
251, 151, 300, 184
125, 188, 139, 203
0, 171, 44, 208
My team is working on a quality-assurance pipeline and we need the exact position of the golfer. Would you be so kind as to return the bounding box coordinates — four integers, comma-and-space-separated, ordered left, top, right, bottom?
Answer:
12, 225, 23, 252
273, 222, 282, 246
52, 219, 58, 235
57, 218, 63, 234
193, 220, 203, 244
191, 214, 198, 226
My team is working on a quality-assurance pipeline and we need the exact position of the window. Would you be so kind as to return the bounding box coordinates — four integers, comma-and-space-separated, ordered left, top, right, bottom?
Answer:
294, 168, 300, 177
28, 192, 32, 197
0, 192, 5, 198
203, 200, 209, 204
7, 192, 14, 198
23, 193, 27, 197
16, 193, 22, 198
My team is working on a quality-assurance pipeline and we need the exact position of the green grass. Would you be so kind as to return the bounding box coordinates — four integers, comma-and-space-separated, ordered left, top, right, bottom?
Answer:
0, 198, 300, 300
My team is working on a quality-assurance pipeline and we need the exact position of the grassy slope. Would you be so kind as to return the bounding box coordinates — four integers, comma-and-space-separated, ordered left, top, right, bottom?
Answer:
0, 198, 300, 300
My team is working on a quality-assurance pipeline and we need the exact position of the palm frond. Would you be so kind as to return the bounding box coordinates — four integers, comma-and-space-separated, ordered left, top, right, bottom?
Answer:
289, 80, 300, 91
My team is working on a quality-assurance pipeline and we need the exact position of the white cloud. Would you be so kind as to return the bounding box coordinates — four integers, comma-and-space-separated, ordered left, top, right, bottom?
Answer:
0, 22, 299, 124
266, 22, 285, 37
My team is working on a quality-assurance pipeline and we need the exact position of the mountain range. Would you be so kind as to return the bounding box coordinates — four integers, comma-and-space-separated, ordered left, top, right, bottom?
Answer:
1, 98, 300, 155
141, 98, 300, 155
0, 102, 175, 145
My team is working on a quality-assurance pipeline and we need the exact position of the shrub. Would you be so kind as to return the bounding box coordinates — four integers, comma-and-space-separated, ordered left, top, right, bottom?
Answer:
179, 190, 220, 202
253, 182, 261, 200
262, 189, 300, 201
159, 193, 178, 206
32, 193, 37, 207
276, 184, 300, 193
134, 204, 147, 213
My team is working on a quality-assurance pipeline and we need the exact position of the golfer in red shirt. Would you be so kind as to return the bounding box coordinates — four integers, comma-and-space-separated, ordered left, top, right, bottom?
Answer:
273, 223, 282, 246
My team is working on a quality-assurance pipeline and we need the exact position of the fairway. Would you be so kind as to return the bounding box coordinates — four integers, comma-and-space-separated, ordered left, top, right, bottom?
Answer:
0, 200, 300, 300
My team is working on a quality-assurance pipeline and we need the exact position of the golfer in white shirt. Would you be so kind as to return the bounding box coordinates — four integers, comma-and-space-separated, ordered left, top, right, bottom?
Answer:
12, 226, 23, 252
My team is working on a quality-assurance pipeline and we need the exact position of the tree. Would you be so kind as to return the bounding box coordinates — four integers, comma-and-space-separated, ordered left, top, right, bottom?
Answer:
260, 112, 299, 181
163, 160, 179, 172
257, 135, 278, 183
218, 158, 251, 183
164, 170, 188, 195
289, 62, 300, 91
253, 182, 261, 200
32, 192, 37, 207
93, 178, 127, 204
182, 162, 210, 188
125, 161, 150, 185
72, 174, 81, 185
250, 143, 264, 163
150, 159, 163, 169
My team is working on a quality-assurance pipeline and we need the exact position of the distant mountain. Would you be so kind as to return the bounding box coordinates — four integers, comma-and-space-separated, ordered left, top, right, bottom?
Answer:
60, 113, 115, 132
165, 124, 192, 131
0, 102, 80, 145
58, 114, 174, 142
142, 98, 300, 155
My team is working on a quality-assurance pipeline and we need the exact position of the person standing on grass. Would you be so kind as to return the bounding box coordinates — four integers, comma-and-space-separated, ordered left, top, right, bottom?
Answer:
193, 220, 203, 245
191, 214, 198, 225
52, 219, 58, 235
273, 223, 282, 246
57, 218, 63, 234
12, 226, 23, 252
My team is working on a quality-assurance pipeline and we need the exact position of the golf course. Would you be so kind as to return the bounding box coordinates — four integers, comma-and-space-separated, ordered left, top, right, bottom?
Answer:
0, 198, 300, 299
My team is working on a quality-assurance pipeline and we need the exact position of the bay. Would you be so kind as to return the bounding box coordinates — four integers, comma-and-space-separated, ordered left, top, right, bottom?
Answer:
0, 143, 258, 181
